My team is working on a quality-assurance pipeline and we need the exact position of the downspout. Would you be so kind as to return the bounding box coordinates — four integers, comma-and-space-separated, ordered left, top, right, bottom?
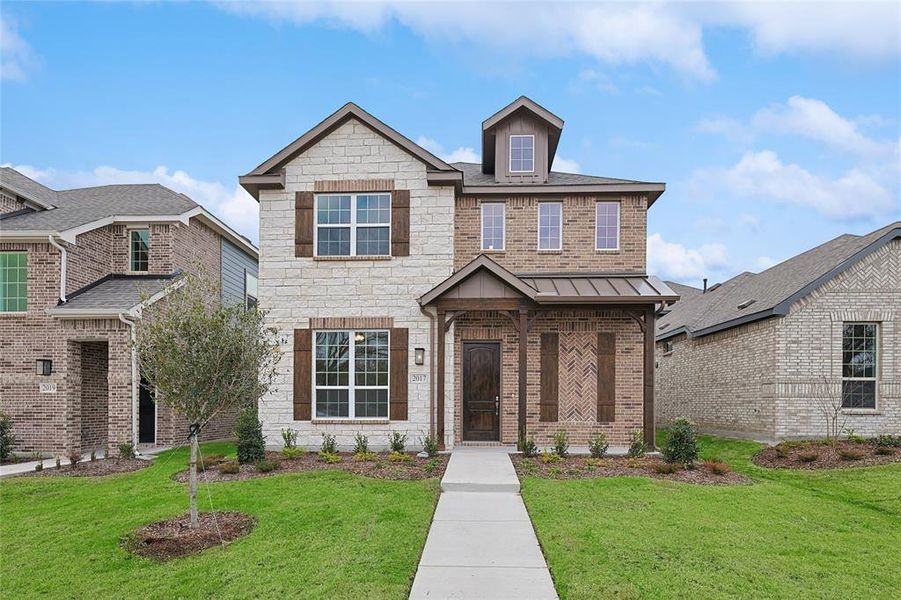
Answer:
47, 235, 67, 302
118, 313, 139, 452
419, 304, 437, 441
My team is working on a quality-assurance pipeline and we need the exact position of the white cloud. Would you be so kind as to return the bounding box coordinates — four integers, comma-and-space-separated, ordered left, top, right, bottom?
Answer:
417, 136, 479, 163
695, 116, 752, 144
1, 16, 37, 81
738, 213, 761, 230
647, 233, 729, 281
577, 68, 619, 94
4, 164, 258, 242
691, 150, 895, 220
551, 157, 580, 173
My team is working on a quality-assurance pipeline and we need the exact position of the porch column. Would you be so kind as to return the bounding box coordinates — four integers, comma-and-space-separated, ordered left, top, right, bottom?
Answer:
643, 306, 656, 450
436, 309, 446, 450
518, 307, 528, 441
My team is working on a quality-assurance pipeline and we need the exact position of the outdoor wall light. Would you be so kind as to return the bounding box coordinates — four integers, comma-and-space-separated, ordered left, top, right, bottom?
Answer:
414, 348, 425, 366
36, 359, 53, 376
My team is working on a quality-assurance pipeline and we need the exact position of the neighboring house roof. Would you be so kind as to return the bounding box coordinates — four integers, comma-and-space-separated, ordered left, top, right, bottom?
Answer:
663, 281, 703, 301
0, 168, 257, 258
47, 273, 184, 318
657, 222, 901, 341
419, 254, 678, 306
0, 167, 59, 209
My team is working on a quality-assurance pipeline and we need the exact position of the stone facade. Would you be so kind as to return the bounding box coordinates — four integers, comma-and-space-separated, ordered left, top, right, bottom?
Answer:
656, 238, 900, 440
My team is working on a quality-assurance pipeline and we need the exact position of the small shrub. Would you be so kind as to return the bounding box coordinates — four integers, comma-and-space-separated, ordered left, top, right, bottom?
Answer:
118, 443, 136, 460
703, 460, 732, 475
627, 430, 646, 458
217, 460, 240, 474
0, 411, 14, 462
388, 451, 412, 463
552, 431, 570, 458
774, 446, 788, 459
255, 458, 280, 472
281, 428, 298, 449
388, 432, 407, 453
662, 418, 699, 467
517, 435, 539, 458
281, 447, 306, 459
318, 451, 341, 464
89, 450, 96, 462
875, 446, 895, 456
874, 434, 901, 448
847, 429, 867, 444
588, 433, 609, 458
196, 454, 227, 473
838, 448, 865, 461
320, 433, 338, 455
424, 458, 441, 475
585, 457, 609, 469
354, 451, 378, 462
626, 457, 643, 469
548, 467, 562, 477
235, 406, 266, 464
67, 450, 81, 469
353, 433, 369, 455
421, 435, 439, 458
540, 451, 561, 464
55, 456, 61, 468
653, 462, 680, 474
34, 462, 43, 472
798, 451, 819, 463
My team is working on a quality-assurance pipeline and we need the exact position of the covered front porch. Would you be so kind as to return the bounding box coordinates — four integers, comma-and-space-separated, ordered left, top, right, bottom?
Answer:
419, 256, 677, 450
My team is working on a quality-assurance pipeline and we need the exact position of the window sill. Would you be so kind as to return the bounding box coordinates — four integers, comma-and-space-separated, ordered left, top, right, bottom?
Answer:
311, 418, 391, 425
537, 249, 562, 254
0, 312, 27, 318
595, 249, 621, 253
841, 409, 881, 416
313, 256, 392, 262
480, 249, 506, 254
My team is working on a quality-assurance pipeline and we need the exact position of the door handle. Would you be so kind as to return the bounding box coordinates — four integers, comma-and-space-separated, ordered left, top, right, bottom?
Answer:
495, 396, 499, 414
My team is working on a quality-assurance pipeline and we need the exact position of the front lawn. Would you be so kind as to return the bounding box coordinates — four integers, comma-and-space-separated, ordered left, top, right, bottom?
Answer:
0, 442, 439, 599
522, 435, 901, 599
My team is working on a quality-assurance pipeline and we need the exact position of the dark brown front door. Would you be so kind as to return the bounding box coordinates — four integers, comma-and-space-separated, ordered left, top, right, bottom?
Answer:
462, 342, 500, 441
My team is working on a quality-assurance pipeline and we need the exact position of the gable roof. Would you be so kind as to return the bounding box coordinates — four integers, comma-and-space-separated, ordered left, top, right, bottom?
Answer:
47, 273, 184, 318
481, 96, 564, 175
657, 222, 901, 340
664, 281, 704, 302
240, 102, 459, 199
419, 255, 538, 305
0, 167, 59, 209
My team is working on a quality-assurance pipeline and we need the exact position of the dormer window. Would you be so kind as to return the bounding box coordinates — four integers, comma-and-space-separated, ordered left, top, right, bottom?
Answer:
509, 135, 534, 173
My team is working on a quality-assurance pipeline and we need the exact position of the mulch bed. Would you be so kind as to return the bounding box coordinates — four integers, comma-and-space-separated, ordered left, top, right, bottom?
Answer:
511, 455, 750, 485
124, 511, 256, 561
172, 451, 449, 483
754, 440, 901, 470
23, 458, 150, 478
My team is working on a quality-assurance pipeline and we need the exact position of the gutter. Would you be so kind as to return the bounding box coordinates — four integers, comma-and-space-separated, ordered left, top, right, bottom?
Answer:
118, 313, 140, 452
47, 235, 67, 302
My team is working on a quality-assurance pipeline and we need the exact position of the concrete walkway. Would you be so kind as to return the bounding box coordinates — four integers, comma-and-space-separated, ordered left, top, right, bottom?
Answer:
410, 448, 558, 599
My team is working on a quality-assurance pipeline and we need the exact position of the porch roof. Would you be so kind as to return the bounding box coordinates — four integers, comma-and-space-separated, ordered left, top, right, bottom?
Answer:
47, 273, 184, 318
418, 255, 679, 306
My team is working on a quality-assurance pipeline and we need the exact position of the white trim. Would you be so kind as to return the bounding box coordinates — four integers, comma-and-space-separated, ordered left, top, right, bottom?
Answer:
509, 134, 535, 173
594, 201, 620, 251
311, 329, 391, 420
480, 202, 506, 251
313, 193, 392, 258
840, 322, 879, 411
537, 202, 562, 251
0, 181, 57, 210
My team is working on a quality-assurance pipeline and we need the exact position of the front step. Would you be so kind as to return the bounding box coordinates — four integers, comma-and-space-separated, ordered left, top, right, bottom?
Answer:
440, 448, 521, 493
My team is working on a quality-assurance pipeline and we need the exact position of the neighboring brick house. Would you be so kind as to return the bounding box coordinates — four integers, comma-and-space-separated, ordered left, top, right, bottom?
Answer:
0, 167, 259, 455
656, 222, 901, 441
240, 97, 676, 450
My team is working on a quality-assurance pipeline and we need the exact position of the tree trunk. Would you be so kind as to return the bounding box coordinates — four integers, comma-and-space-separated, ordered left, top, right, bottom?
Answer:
189, 430, 199, 528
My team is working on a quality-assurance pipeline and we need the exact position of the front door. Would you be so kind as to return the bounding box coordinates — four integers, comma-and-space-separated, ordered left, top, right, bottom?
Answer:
138, 377, 156, 444
462, 342, 500, 441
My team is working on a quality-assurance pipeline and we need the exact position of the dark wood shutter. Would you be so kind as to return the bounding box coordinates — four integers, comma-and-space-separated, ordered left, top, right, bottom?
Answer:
295, 191, 314, 257
539, 332, 559, 422
293, 329, 312, 420
597, 332, 615, 422
389, 328, 408, 420
391, 189, 410, 257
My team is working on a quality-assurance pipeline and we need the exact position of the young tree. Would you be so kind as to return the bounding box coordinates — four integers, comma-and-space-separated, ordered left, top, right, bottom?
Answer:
812, 376, 849, 443
133, 273, 280, 528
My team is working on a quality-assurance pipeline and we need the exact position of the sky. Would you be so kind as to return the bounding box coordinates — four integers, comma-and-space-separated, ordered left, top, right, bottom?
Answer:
1, 1, 899, 287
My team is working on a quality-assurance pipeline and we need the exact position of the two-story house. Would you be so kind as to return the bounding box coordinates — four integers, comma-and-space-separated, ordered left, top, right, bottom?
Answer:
0, 167, 258, 456
241, 97, 676, 451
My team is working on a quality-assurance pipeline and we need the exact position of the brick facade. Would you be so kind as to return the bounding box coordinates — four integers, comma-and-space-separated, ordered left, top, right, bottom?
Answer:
1, 189, 26, 214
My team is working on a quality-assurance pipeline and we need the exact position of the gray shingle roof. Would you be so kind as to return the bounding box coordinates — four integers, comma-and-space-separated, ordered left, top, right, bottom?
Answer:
657, 222, 901, 340
0, 167, 59, 208
450, 162, 654, 186
663, 281, 703, 301
51, 274, 179, 314
0, 168, 198, 233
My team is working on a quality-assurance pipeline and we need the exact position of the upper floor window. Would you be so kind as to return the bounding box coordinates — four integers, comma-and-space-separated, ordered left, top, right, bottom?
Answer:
841, 323, 878, 410
130, 229, 149, 272
245, 271, 258, 309
538, 202, 562, 250
509, 135, 534, 173
481, 203, 506, 251
315, 193, 390, 257
595, 202, 620, 251
314, 330, 389, 419
0, 251, 27, 313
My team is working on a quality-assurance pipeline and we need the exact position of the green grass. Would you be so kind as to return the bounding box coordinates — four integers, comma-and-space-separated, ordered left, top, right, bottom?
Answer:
0, 442, 439, 599
522, 434, 901, 599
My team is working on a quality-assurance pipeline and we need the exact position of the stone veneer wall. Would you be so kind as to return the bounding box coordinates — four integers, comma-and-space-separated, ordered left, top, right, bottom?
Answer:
257, 117, 456, 450
655, 319, 778, 439
454, 309, 644, 447
454, 194, 647, 273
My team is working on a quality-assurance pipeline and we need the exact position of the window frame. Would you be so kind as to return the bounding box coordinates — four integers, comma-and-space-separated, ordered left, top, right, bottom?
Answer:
128, 227, 150, 273
841, 322, 879, 411
244, 269, 258, 310
313, 192, 392, 258
509, 134, 535, 173
595, 202, 621, 251
312, 329, 391, 420
662, 340, 674, 355
0, 251, 28, 313
480, 202, 506, 251
537, 201, 563, 251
